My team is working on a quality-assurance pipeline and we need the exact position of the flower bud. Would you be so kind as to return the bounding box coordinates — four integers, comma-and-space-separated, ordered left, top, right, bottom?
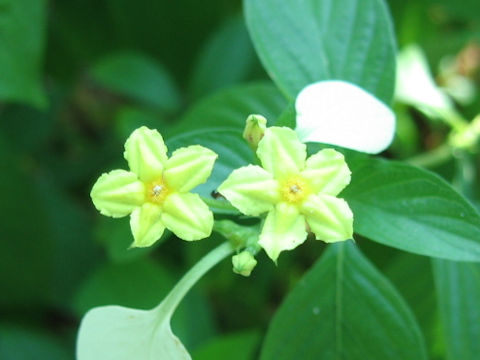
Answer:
449, 115, 480, 151
243, 114, 267, 150
232, 251, 257, 277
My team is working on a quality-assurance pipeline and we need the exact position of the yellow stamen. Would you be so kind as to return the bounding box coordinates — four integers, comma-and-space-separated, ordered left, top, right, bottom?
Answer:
147, 178, 170, 204
280, 176, 310, 204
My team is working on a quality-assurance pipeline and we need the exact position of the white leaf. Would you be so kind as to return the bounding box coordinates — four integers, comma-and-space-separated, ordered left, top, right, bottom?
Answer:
295, 80, 396, 154
76, 305, 191, 360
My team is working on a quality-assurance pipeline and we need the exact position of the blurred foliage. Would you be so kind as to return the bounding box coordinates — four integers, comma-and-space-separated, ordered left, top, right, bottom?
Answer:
0, 0, 479, 358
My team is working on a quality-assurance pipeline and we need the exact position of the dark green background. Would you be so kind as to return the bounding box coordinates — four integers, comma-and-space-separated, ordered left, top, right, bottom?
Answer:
0, 0, 478, 358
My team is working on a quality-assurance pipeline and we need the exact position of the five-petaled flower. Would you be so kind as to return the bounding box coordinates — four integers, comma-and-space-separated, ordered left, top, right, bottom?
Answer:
219, 126, 353, 262
90, 126, 217, 247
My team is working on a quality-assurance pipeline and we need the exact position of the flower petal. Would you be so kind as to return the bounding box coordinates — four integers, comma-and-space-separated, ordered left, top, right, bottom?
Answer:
259, 202, 308, 262
218, 165, 280, 216
295, 80, 396, 154
301, 149, 351, 196
161, 193, 213, 241
257, 127, 307, 180
91, 169, 145, 218
163, 145, 217, 193
124, 126, 168, 182
130, 203, 165, 247
302, 194, 353, 242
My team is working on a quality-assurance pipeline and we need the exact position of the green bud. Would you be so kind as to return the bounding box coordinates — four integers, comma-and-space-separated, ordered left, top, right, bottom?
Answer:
243, 114, 267, 150
232, 251, 257, 277
449, 115, 480, 151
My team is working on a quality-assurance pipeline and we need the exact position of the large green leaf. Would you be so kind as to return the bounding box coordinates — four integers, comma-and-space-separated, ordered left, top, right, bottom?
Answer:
244, 0, 396, 103
0, 0, 47, 107
90, 52, 181, 112
0, 325, 69, 360
0, 136, 99, 308
432, 259, 480, 360
73, 258, 174, 314
261, 241, 427, 360
170, 82, 286, 135
384, 253, 438, 357
0, 136, 51, 307
342, 156, 480, 261
189, 16, 259, 98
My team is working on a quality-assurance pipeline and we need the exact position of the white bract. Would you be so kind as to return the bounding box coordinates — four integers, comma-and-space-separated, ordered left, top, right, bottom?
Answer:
295, 80, 396, 154
76, 242, 232, 360
396, 45, 454, 117
76, 305, 190, 360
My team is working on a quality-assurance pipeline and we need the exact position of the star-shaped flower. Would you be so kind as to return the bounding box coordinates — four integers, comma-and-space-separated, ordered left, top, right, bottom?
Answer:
91, 126, 217, 247
218, 126, 353, 261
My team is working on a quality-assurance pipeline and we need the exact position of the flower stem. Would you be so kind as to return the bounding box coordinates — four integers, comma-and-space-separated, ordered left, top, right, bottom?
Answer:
406, 143, 452, 168
155, 242, 233, 318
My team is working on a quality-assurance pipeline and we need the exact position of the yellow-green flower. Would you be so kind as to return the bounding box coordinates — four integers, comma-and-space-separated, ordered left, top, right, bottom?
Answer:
91, 126, 217, 247
218, 126, 353, 262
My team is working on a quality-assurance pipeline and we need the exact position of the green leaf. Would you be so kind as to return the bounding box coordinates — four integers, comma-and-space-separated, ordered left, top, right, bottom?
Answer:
171, 289, 217, 351
0, 325, 69, 360
34, 176, 100, 308
432, 259, 480, 360
260, 241, 427, 360
384, 253, 437, 356
73, 258, 174, 314
0, 0, 47, 107
244, 0, 396, 103
189, 15, 258, 98
0, 136, 51, 307
114, 106, 168, 141
0, 136, 99, 308
0, 104, 53, 152
170, 82, 287, 134
342, 156, 480, 261
90, 52, 181, 112
95, 217, 159, 263
193, 330, 261, 360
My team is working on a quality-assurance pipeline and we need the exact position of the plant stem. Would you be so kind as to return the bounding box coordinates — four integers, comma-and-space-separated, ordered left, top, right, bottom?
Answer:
155, 242, 233, 318
406, 143, 452, 168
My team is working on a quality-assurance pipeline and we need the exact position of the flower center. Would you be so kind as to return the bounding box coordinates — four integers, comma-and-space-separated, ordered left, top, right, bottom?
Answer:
147, 179, 170, 204
280, 176, 310, 204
